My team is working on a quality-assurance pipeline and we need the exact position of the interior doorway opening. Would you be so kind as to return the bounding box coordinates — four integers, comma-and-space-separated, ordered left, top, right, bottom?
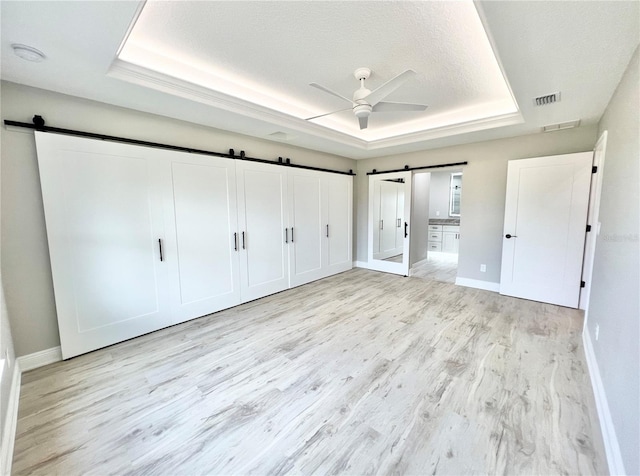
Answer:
409, 169, 463, 283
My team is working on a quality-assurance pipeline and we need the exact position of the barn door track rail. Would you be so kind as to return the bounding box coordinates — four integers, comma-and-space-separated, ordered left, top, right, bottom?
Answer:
367, 161, 467, 175
4, 115, 355, 176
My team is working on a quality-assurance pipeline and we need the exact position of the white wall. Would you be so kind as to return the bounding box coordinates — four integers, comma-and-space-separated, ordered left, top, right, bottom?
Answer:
410, 173, 430, 266
355, 126, 599, 283
0, 81, 356, 357
586, 46, 639, 476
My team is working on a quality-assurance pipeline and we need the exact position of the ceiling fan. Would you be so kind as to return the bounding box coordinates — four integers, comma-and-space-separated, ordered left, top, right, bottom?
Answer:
307, 68, 427, 130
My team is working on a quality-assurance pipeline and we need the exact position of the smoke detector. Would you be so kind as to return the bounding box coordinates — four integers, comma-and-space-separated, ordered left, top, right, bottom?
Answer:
11, 44, 46, 62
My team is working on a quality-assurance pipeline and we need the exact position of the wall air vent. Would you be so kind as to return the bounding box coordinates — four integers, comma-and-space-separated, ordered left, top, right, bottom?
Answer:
534, 92, 561, 106
542, 119, 580, 133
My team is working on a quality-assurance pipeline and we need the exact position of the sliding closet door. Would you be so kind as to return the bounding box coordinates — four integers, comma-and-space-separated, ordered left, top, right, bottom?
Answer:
325, 174, 352, 275
288, 169, 324, 287
236, 161, 289, 302
163, 155, 241, 324
35, 132, 172, 359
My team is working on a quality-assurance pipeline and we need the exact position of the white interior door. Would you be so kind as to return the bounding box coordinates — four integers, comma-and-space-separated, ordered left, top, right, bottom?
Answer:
164, 156, 241, 323
236, 161, 289, 302
325, 174, 353, 274
289, 170, 324, 287
35, 132, 172, 359
500, 152, 593, 307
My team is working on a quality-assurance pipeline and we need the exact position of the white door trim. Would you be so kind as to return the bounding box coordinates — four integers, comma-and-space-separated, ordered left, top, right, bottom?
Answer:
580, 131, 608, 311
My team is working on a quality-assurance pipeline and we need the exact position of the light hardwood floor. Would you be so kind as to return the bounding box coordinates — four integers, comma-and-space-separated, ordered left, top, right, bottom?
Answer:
410, 252, 458, 283
12, 269, 606, 475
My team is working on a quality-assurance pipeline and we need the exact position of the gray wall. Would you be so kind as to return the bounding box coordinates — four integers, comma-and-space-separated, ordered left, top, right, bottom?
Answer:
586, 46, 639, 476
1, 79, 17, 453
428, 172, 453, 219
355, 126, 599, 283
0, 81, 356, 357
410, 173, 430, 266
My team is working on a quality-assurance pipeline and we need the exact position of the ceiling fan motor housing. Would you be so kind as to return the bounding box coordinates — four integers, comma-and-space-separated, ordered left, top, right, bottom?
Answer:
353, 103, 372, 118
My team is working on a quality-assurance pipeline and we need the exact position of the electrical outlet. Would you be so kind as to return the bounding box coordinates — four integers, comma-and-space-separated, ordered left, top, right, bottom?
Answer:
595, 324, 600, 341
480, 264, 486, 272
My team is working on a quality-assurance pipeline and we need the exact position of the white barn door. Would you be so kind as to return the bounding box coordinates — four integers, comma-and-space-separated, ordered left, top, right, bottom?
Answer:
499, 152, 593, 308
35, 132, 173, 359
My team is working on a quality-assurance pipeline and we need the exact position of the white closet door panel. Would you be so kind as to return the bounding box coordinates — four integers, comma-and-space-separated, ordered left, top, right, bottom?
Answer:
35, 132, 171, 359
326, 175, 352, 273
237, 162, 289, 302
168, 159, 241, 322
289, 172, 324, 287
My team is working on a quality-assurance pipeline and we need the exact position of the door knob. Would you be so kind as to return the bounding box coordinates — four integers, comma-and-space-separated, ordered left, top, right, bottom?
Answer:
505, 234, 517, 239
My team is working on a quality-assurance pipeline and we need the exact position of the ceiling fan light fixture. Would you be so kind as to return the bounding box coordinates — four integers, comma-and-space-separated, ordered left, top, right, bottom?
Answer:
11, 44, 46, 62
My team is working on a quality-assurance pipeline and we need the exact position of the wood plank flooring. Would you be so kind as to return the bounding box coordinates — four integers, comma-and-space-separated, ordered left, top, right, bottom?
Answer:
410, 252, 458, 283
12, 269, 606, 475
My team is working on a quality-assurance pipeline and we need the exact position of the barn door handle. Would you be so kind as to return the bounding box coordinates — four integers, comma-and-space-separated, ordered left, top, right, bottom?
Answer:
285, 228, 288, 243
380, 220, 384, 230
158, 239, 163, 262
291, 227, 294, 242
242, 231, 246, 249
326, 224, 329, 238
404, 222, 408, 238
505, 234, 517, 239
234, 232, 238, 251
397, 218, 401, 227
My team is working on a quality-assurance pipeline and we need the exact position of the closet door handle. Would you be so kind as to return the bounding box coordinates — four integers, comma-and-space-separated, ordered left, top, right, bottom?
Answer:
380, 220, 384, 230
326, 224, 329, 238
158, 239, 163, 262
291, 227, 294, 243
242, 231, 246, 249
397, 218, 401, 228
234, 232, 238, 251
285, 228, 288, 244
404, 222, 408, 238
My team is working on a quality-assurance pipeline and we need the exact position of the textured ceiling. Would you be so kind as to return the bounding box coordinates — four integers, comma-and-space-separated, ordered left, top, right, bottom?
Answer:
117, 1, 518, 141
1, 1, 639, 159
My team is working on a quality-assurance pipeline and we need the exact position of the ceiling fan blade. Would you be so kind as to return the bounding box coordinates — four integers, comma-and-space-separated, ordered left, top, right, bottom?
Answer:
309, 83, 355, 105
372, 101, 427, 113
364, 70, 417, 106
358, 115, 368, 130
306, 108, 352, 121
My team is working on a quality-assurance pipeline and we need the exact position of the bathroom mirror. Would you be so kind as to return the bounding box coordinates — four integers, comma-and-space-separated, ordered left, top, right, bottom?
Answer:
368, 171, 412, 276
449, 173, 462, 217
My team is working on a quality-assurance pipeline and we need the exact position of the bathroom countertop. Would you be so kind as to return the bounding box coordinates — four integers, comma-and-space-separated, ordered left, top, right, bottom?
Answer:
429, 218, 460, 226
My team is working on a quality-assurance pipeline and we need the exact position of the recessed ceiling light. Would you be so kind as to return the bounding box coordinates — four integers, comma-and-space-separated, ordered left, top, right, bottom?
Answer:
11, 44, 46, 62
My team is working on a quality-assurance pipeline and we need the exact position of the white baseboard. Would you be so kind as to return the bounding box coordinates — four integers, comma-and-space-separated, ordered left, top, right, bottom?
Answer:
1, 363, 21, 476
353, 260, 369, 269
583, 328, 625, 475
455, 277, 500, 292
17, 346, 62, 372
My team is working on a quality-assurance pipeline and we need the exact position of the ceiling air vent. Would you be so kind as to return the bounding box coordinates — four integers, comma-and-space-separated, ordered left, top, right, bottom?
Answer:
269, 131, 290, 141
534, 92, 560, 106
542, 119, 580, 132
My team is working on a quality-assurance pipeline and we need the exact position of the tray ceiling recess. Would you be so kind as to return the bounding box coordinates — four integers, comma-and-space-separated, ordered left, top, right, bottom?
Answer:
109, 1, 522, 150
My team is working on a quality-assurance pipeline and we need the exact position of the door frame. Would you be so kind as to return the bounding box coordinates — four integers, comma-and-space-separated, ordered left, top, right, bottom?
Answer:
580, 131, 608, 311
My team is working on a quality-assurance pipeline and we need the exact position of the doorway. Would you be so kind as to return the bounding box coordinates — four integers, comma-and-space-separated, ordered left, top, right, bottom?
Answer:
409, 170, 462, 283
